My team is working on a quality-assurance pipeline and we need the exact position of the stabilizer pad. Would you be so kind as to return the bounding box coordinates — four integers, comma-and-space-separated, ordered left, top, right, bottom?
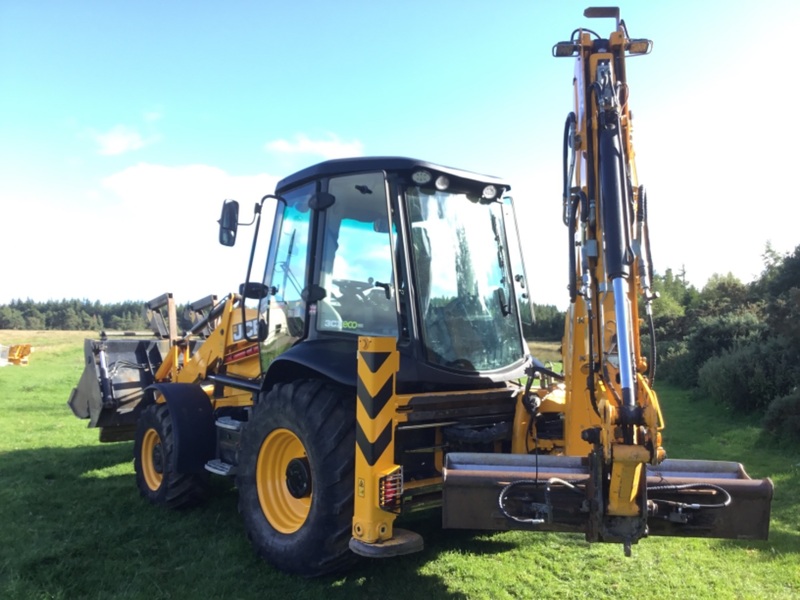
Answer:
349, 528, 424, 558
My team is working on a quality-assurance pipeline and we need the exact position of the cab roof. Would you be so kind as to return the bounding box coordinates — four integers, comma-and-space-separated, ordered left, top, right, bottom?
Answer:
275, 156, 510, 194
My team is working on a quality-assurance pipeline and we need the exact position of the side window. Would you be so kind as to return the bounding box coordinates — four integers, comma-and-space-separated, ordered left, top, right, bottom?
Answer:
317, 173, 398, 336
262, 185, 313, 364
502, 196, 533, 327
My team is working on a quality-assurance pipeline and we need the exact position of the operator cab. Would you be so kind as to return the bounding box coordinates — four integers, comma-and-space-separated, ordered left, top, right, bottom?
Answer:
223, 157, 533, 392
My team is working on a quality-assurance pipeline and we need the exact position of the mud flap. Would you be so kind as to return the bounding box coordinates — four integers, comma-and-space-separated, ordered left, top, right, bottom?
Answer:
147, 383, 216, 474
442, 453, 772, 542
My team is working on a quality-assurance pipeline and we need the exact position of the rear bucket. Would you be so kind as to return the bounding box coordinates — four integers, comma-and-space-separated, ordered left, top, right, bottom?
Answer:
442, 452, 772, 541
645, 459, 773, 540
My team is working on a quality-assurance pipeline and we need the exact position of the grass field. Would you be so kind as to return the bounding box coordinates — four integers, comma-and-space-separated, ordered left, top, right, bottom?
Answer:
0, 330, 798, 599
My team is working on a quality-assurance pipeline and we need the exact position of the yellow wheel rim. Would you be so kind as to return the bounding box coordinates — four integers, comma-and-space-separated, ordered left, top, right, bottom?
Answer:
256, 428, 311, 534
141, 428, 163, 491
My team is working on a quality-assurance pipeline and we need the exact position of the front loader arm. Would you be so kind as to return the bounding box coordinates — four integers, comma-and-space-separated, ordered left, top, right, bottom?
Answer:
153, 294, 237, 384
152, 293, 261, 394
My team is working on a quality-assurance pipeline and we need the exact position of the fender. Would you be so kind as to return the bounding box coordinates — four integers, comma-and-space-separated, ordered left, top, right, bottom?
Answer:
265, 338, 359, 389
146, 383, 215, 473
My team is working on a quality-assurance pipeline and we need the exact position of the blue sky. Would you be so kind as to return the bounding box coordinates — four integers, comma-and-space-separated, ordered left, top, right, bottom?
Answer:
2, 1, 798, 309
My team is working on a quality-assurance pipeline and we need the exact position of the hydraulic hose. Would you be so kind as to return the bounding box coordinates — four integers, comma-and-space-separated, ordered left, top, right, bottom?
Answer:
568, 194, 580, 303
646, 309, 657, 384
562, 112, 577, 226
637, 186, 658, 384
648, 482, 732, 510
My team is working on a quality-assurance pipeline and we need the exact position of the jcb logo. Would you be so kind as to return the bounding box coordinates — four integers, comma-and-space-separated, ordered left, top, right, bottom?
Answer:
232, 319, 260, 341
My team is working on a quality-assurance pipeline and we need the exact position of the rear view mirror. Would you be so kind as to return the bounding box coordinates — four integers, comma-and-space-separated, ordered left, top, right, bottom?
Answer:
218, 200, 239, 246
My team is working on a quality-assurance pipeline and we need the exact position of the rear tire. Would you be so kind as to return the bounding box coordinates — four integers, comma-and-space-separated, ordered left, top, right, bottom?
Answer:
133, 403, 209, 509
236, 379, 357, 577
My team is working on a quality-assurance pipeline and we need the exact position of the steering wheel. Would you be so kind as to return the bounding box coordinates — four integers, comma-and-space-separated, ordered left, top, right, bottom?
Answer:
333, 279, 373, 301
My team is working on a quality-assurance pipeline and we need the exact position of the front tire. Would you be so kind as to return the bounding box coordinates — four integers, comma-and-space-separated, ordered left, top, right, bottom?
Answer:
133, 403, 209, 509
236, 379, 357, 577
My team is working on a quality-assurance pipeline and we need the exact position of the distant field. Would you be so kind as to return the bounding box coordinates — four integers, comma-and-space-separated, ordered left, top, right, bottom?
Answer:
527, 339, 561, 364
1, 330, 798, 599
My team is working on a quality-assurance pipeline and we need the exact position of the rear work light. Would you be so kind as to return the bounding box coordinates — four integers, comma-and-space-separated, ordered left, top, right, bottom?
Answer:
552, 41, 580, 57
379, 467, 404, 512
626, 39, 653, 55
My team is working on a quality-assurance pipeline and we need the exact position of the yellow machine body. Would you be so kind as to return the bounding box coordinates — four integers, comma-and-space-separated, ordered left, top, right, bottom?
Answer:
67, 7, 773, 576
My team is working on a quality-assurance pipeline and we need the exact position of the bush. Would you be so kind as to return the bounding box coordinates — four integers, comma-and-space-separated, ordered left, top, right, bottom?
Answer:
696, 337, 799, 413
652, 339, 693, 386
763, 388, 800, 446
684, 311, 766, 387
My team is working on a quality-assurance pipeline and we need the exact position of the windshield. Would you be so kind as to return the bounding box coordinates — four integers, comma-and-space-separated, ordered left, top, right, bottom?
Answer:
406, 186, 525, 371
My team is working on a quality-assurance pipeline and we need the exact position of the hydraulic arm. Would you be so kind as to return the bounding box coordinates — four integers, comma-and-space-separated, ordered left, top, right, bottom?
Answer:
559, 5, 665, 546
442, 7, 772, 555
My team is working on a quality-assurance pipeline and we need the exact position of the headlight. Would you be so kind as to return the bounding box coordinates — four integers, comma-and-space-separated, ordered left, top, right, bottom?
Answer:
411, 169, 432, 185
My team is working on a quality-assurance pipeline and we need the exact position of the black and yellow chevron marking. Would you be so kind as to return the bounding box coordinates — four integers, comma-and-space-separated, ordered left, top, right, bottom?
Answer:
353, 337, 402, 543
356, 422, 392, 467
356, 368, 393, 419
356, 339, 398, 467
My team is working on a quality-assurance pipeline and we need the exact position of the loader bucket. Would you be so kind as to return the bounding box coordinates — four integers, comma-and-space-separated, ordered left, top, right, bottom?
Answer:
67, 336, 171, 439
442, 452, 772, 543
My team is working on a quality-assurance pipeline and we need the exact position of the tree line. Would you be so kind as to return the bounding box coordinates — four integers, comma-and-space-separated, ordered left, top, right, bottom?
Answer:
0, 299, 151, 332
647, 243, 800, 446
0, 296, 566, 338
2, 244, 798, 445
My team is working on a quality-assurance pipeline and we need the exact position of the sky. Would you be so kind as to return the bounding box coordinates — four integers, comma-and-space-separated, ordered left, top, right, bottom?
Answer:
2, 1, 798, 310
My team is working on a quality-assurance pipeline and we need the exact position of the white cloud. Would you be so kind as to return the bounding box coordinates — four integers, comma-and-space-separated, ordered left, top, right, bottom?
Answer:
143, 111, 163, 123
102, 163, 262, 201
89, 110, 165, 156
94, 125, 157, 156
265, 133, 363, 160
97, 163, 281, 302
629, 47, 797, 292
0, 164, 281, 304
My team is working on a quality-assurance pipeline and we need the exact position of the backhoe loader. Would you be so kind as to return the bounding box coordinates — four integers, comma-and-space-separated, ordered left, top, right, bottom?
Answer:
68, 7, 772, 577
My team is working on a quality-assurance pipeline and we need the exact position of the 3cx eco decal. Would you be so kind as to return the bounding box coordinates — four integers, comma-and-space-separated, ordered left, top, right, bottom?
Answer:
322, 319, 363, 330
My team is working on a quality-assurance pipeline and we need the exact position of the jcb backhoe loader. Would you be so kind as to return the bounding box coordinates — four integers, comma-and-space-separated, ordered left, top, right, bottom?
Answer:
68, 7, 772, 577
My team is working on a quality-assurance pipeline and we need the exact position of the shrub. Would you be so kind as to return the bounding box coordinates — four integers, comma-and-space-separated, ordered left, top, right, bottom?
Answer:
651, 339, 693, 386
696, 337, 799, 413
684, 311, 766, 387
763, 388, 800, 446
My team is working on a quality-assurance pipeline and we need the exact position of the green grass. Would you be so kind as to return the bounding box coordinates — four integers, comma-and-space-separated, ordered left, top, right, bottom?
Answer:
1, 331, 798, 599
